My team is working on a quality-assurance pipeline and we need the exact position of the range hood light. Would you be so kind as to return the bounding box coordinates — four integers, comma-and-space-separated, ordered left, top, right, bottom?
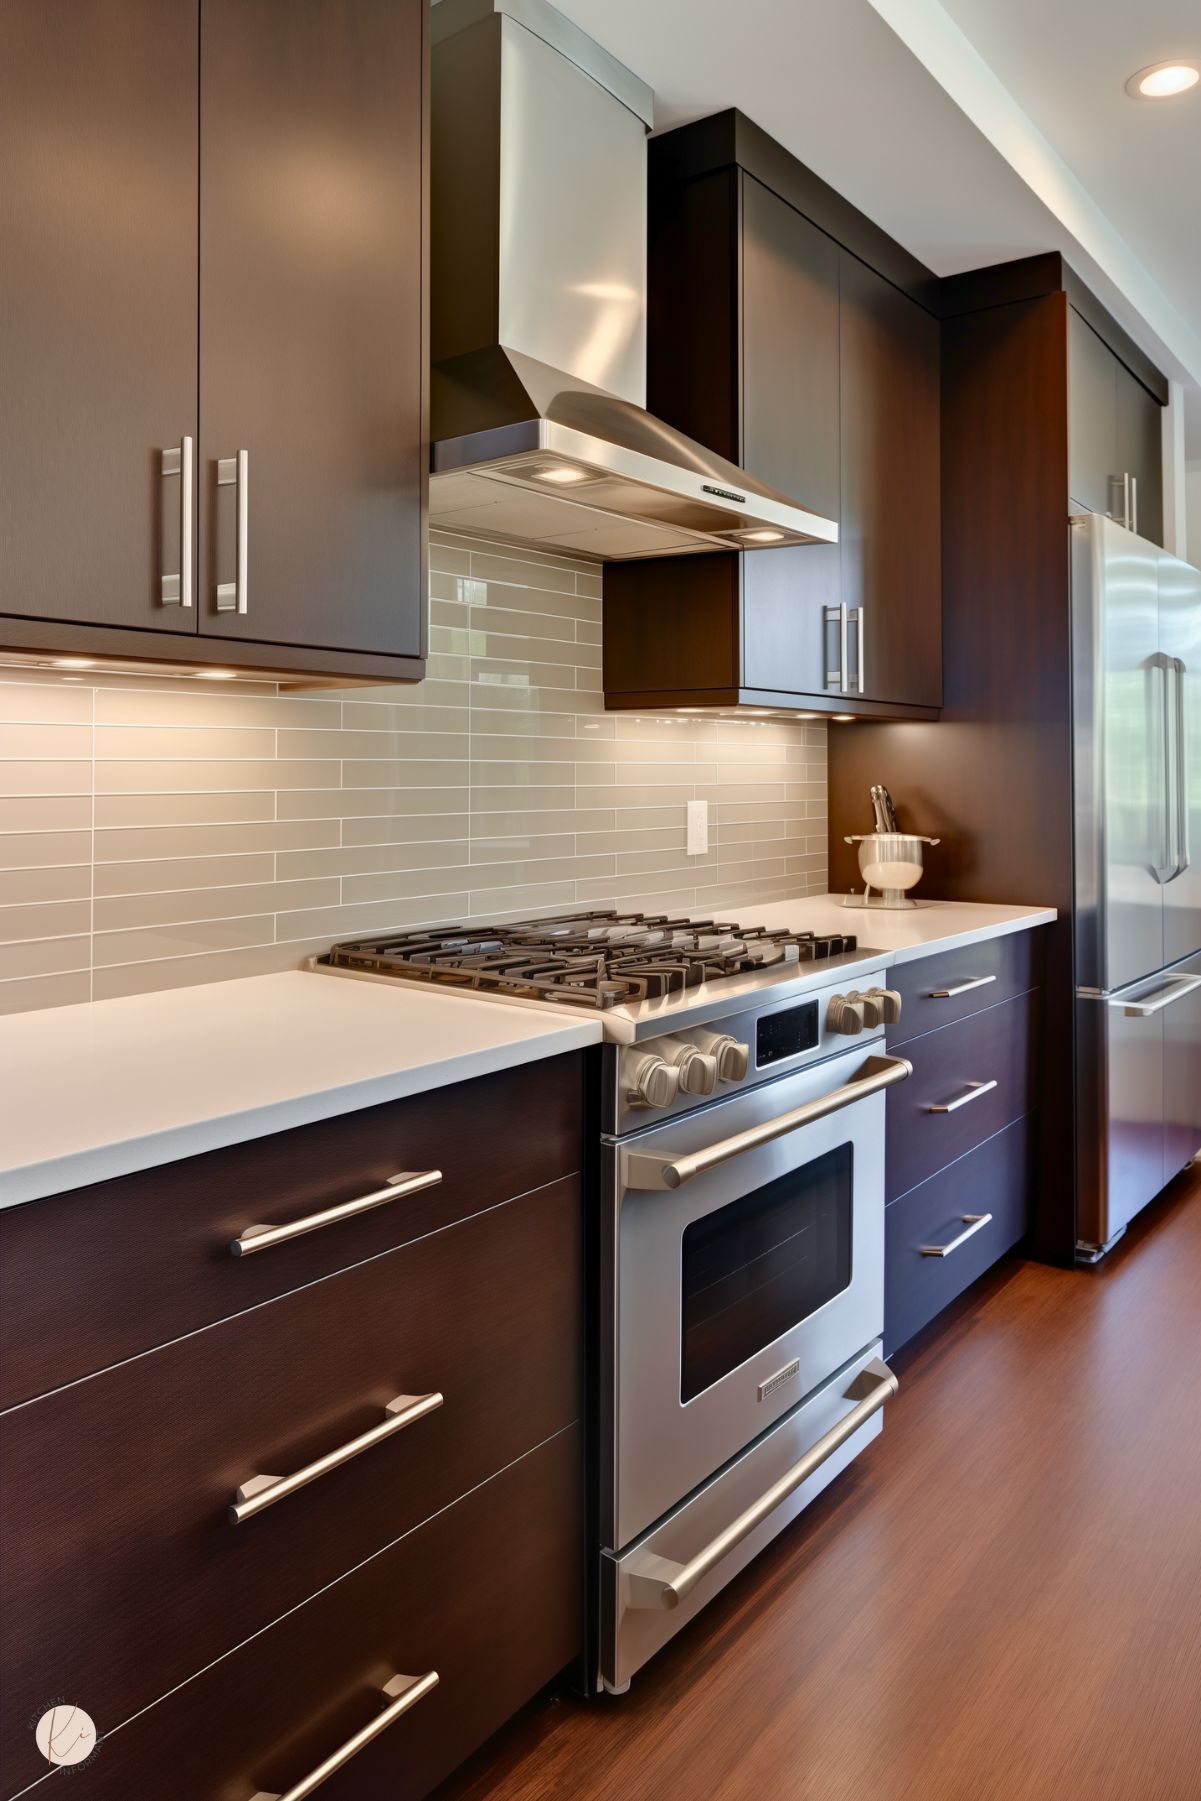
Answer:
534, 465, 590, 485
741, 529, 786, 544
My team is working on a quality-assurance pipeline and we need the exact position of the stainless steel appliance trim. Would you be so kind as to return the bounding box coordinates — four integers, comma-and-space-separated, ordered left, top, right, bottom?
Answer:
431, 0, 654, 124
623, 1358, 897, 1611
918, 1213, 993, 1256
1115, 974, 1201, 1017
925, 1078, 998, 1113
216, 449, 249, 613
1168, 658, 1190, 882
159, 437, 193, 607
250, 1671, 439, 1801
620, 1052, 911, 1190
230, 1392, 444, 1524
927, 974, 996, 998
230, 1170, 443, 1255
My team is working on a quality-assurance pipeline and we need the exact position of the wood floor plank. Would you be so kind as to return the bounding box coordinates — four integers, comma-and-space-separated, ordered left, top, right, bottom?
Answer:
438, 1165, 1201, 1801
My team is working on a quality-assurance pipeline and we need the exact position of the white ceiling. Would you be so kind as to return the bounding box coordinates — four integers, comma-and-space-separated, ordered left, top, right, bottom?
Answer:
551, 0, 1201, 456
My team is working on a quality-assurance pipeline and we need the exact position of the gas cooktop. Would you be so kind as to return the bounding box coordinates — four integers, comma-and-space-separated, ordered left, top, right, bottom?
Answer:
317, 910, 863, 1012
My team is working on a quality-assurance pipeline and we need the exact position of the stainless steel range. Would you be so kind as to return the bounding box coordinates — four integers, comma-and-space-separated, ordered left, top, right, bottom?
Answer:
314, 910, 911, 1691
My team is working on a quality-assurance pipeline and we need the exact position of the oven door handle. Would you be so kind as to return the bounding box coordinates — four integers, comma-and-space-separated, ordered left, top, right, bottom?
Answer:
624, 1358, 899, 1611
620, 1053, 912, 1191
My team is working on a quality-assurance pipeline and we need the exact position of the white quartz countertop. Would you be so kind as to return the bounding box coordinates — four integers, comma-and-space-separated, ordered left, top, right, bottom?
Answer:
726, 894, 1056, 962
0, 971, 603, 1210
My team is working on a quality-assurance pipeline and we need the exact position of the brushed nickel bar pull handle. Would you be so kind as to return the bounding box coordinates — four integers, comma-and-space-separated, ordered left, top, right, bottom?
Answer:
926, 1079, 997, 1113
231, 1391, 443, 1525
927, 973, 996, 998
1130, 473, 1138, 537
824, 602, 846, 692
919, 1212, 993, 1256
160, 436, 193, 607
216, 448, 249, 613
851, 605, 865, 694
1118, 974, 1201, 1017
621, 1054, 912, 1191
250, 1670, 439, 1801
230, 1169, 442, 1256
625, 1360, 898, 1611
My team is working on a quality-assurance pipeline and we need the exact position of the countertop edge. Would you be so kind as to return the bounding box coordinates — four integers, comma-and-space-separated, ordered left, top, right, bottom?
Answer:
0, 1019, 600, 1212
883, 907, 1058, 963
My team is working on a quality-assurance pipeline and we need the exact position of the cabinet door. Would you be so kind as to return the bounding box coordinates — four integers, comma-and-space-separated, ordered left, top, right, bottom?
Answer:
199, 0, 425, 655
1068, 308, 1118, 518
741, 544, 838, 697
740, 176, 840, 520
1117, 362, 1164, 546
0, 0, 199, 633
839, 252, 941, 709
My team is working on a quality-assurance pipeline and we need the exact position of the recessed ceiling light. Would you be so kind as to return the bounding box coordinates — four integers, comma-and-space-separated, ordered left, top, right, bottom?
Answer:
832, 714, 857, 722
54, 656, 94, 669
535, 465, 589, 485
1126, 60, 1199, 98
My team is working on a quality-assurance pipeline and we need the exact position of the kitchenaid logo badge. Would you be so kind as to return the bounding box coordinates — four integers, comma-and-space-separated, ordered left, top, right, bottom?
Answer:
758, 1358, 801, 1402
701, 482, 746, 504
32, 1702, 99, 1771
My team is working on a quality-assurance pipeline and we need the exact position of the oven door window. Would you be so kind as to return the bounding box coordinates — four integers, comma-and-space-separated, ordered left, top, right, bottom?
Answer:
680, 1143, 853, 1403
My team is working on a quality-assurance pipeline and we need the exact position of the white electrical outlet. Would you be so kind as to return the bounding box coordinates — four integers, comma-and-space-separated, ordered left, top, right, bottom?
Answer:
686, 799, 709, 857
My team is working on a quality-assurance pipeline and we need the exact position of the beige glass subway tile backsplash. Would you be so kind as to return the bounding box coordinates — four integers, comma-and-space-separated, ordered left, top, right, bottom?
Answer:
0, 532, 828, 1015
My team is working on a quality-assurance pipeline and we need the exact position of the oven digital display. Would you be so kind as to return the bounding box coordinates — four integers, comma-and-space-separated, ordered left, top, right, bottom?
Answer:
756, 1001, 819, 1067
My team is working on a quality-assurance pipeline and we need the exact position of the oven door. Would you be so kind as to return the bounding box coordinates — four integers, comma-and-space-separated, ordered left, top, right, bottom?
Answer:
602, 1045, 908, 1549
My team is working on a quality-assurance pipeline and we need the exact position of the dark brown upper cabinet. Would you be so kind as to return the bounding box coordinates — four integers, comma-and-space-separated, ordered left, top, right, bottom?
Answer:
1068, 308, 1163, 545
0, 0, 427, 686
605, 111, 941, 721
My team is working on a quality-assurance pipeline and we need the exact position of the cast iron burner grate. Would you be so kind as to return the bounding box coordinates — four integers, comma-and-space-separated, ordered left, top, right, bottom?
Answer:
322, 910, 857, 1010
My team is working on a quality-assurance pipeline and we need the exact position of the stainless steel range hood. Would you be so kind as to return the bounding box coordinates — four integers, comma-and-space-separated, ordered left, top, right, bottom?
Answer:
430, 0, 839, 561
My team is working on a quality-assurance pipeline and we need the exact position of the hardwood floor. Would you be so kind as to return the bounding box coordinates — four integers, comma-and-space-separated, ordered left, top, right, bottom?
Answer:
439, 1165, 1201, 1801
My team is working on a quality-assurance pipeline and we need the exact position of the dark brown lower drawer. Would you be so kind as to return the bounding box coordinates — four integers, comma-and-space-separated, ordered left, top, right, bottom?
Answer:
886, 927, 1042, 1046
12, 1425, 582, 1801
886, 988, 1039, 1200
885, 1115, 1033, 1355
0, 1176, 581, 1799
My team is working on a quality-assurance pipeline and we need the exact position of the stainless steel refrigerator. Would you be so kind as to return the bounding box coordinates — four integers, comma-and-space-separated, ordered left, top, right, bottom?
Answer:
1073, 512, 1201, 1258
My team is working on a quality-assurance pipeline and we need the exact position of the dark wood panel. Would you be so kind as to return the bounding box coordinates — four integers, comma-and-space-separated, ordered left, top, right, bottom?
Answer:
602, 556, 739, 697
0, 1178, 581, 1792
31, 1426, 582, 1801
884, 1114, 1032, 1354
887, 929, 1041, 1047
0, 0, 199, 634
740, 175, 840, 516
198, 0, 426, 655
646, 169, 740, 464
0, 1053, 584, 1407
886, 990, 1039, 1201
838, 250, 941, 710
741, 544, 839, 697
1068, 307, 1118, 516
649, 110, 938, 309
438, 1168, 1201, 1801
1116, 357, 1164, 546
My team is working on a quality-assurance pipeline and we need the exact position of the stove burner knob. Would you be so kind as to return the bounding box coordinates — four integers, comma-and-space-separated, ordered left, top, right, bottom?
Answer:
827, 994, 866, 1036
627, 1050, 682, 1110
694, 1031, 751, 1083
845, 989, 884, 1029
658, 1037, 719, 1097
865, 986, 903, 1025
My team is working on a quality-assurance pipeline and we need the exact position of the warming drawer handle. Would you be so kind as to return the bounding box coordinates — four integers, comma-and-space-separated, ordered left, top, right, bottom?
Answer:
919, 1213, 993, 1256
231, 1169, 442, 1256
927, 974, 996, 999
230, 1392, 443, 1525
1116, 974, 1201, 1017
925, 1079, 998, 1113
624, 1360, 899, 1611
250, 1670, 439, 1801
620, 1054, 912, 1191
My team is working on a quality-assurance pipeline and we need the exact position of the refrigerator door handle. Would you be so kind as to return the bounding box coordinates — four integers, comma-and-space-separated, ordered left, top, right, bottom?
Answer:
1150, 655, 1177, 885
1114, 974, 1201, 1017
1167, 659, 1190, 883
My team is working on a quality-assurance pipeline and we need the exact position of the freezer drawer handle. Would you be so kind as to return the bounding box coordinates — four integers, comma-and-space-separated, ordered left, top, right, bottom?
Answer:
231, 1169, 442, 1255
250, 1670, 439, 1801
927, 974, 996, 999
925, 1079, 998, 1113
919, 1213, 993, 1256
1117, 975, 1201, 1018
230, 1392, 443, 1524
621, 1054, 912, 1191
624, 1359, 899, 1611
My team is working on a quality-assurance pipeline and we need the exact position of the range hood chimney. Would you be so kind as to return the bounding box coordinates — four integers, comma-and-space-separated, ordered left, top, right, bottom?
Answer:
430, 0, 839, 561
